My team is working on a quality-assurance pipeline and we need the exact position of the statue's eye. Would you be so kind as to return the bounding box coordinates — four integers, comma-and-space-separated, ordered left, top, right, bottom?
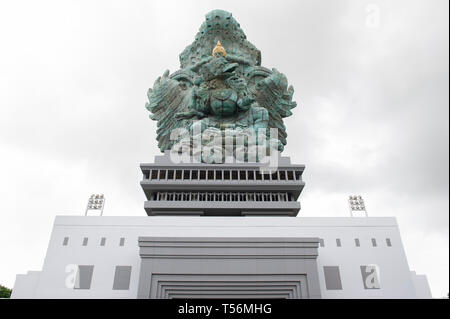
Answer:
178, 82, 188, 90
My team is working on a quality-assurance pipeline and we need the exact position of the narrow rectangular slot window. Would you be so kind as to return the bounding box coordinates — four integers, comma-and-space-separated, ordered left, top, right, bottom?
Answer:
287, 171, 294, 180
74, 265, 94, 290
271, 172, 278, 181
323, 266, 343, 290
360, 265, 381, 289
371, 238, 377, 247
113, 266, 132, 290
319, 239, 325, 247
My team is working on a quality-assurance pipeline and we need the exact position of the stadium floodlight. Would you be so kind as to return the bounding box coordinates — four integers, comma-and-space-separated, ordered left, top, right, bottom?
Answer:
348, 195, 368, 217
85, 194, 105, 216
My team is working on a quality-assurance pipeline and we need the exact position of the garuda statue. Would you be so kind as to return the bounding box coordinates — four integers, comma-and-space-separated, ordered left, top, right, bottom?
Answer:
146, 10, 297, 163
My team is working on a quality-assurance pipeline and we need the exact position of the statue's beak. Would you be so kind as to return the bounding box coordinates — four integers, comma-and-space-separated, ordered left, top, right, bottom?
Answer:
221, 63, 239, 77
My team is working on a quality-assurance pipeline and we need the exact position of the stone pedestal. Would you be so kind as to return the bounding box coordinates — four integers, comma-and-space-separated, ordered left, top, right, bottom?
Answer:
137, 237, 321, 299
137, 154, 321, 299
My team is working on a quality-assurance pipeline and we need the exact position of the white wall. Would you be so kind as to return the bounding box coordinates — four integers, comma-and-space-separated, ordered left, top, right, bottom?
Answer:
410, 271, 433, 299
11, 271, 41, 299
13, 216, 428, 299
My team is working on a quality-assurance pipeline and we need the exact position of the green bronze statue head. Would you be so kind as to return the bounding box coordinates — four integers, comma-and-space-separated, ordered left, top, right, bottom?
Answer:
145, 10, 297, 163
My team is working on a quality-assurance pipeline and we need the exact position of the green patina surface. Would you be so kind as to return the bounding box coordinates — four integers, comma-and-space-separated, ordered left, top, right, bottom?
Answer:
145, 10, 297, 161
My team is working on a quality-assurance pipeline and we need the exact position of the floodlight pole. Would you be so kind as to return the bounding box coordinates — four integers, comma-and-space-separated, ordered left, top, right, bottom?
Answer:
348, 195, 368, 217
84, 194, 105, 216
85, 198, 91, 216
349, 196, 354, 217
100, 197, 105, 216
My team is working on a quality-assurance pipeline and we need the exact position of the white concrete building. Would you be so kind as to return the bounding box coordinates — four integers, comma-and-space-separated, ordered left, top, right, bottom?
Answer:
11, 155, 432, 299
12, 216, 431, 299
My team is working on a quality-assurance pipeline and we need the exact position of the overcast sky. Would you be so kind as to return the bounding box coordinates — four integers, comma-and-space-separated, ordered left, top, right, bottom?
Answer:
0, 0, 448, 297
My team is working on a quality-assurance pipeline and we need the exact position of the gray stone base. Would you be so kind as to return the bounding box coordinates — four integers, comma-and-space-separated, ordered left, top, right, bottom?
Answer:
137, 237, 321, 299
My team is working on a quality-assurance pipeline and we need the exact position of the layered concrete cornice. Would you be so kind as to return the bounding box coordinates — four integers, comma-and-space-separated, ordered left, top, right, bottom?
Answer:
138, 237, 320, 259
